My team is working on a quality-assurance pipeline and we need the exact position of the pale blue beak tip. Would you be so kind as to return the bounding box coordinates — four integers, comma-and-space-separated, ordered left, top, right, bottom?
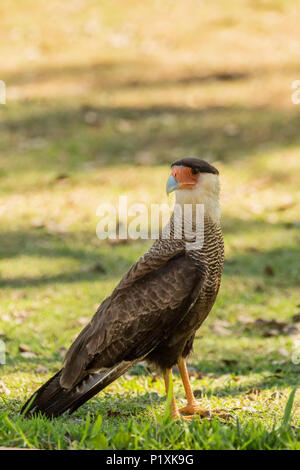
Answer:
166, 174, 179, 195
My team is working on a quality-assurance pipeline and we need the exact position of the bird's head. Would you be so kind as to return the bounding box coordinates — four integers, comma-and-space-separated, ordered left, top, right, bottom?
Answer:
166, 157, 221, 222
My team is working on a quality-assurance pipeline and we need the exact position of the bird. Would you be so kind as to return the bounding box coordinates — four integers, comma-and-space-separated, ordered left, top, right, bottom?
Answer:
22, 157, 224, 420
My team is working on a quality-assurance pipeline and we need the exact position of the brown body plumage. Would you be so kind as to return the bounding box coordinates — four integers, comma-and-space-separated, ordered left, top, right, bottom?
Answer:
147, 216, 224, 370
22, 158, 224, 419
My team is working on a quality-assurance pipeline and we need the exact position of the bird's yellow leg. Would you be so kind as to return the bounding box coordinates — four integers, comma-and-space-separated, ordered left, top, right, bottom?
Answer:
177, 357, 210, 417
177, 357, 232, 420
163, 369, 180, 420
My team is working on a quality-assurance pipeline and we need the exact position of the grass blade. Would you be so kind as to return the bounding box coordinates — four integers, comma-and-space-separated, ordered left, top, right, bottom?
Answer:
281, 387, 297, 429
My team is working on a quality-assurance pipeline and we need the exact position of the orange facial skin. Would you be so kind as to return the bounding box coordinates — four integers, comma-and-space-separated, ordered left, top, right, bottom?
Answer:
171, 166, 199, 189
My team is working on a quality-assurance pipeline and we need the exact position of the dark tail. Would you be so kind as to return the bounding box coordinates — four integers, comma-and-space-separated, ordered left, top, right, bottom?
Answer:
21, 361, 136, 418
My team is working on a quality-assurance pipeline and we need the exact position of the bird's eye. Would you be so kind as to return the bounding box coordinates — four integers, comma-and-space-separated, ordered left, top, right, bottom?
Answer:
191, 168, 199, 175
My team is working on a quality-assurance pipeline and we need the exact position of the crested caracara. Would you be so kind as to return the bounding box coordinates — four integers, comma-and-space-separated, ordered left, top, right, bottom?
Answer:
22, 157, 224, 420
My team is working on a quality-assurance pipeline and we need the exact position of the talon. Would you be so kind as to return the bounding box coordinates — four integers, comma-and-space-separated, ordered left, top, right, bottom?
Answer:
179, 404, 233, 421
181, 415, 196, 421
179, 404, 211, 417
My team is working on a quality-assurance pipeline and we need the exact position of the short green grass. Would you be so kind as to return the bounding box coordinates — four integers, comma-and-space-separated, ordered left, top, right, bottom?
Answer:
0, 0, 300, 450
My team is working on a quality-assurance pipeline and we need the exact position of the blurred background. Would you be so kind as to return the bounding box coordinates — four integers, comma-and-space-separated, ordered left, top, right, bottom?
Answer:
0, 0, 299, 437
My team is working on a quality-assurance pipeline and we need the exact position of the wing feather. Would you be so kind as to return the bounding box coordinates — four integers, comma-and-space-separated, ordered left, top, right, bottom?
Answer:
60, 239, 207, 389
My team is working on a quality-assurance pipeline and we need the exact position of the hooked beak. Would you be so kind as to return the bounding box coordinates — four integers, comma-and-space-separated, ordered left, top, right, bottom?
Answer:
166, 174, 179, 195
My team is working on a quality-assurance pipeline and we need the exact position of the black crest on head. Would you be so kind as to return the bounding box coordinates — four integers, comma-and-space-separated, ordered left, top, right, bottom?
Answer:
171, 157, 219, 175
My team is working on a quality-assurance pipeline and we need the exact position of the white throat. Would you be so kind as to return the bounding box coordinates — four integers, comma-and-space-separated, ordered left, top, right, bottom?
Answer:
175, 173, 221, 224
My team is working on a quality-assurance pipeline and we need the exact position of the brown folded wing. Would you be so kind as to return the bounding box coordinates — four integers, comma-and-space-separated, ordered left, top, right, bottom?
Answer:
60, 239, 207, 389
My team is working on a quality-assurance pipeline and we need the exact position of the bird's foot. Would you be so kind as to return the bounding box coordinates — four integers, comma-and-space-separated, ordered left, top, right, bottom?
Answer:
179, 404, 210, 417
179, 404, 232, 421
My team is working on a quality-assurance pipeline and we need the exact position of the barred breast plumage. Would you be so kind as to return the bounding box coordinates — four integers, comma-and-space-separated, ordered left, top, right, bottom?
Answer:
146, 214, 224, 369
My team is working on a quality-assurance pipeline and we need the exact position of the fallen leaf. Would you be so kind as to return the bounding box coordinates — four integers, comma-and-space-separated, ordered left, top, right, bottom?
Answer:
242, 406, 256, 413
237, 314, 253, 324
223, 359, 237, 366
77, 316, 90, 326
292, 313, 300, 323
270, 391, 284, 399
47, 223, 68, 234
31, 218, 45, 229
223, 123, 239, 136
263, 328, 280, 337
1, 313, 12, 323
35, 365, 49, 374
277, 348, 289, 357
271, 360, 286, 365
108, 238, 129, 246
283, 325, 299, 336
0, 381, 11, 395
20, 351, 37, 359
107, 409, 121, 417
91, 262, 106, 273
19, 344, 31, 353
54, 173, 69, 182
275, 196, 295, 211
246, 318, 290, 337
58, 347, 67, 358
246, 388, 261, 396
264, 265, 275, 276
211, 320, 232, 336
80, 262, 106, 274
83, 110, 100, 126
255, 284, 264, 292
217, 413, 234, 421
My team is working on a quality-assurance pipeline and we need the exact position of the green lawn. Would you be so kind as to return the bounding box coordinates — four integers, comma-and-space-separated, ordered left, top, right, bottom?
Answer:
0, 0, 300, 450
